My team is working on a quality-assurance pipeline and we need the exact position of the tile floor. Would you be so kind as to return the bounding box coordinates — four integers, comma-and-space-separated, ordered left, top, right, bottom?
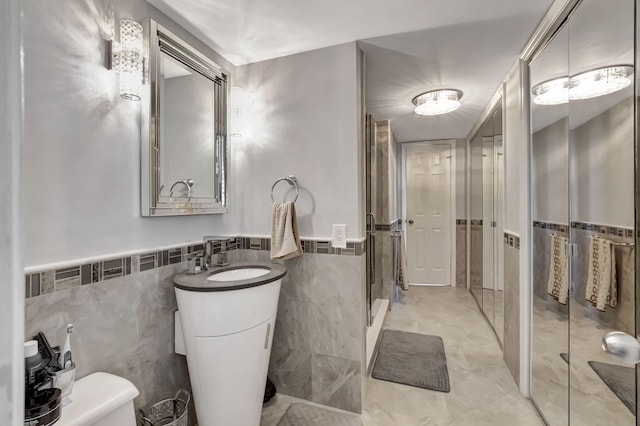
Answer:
262, 286, 544, 426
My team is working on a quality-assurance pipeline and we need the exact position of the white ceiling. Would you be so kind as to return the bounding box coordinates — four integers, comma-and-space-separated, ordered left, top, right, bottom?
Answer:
148, 0, 556, 141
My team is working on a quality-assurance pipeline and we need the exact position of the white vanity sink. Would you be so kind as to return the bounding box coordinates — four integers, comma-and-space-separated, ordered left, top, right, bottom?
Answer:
173, 262, 286, 426
207, 267, 270, 282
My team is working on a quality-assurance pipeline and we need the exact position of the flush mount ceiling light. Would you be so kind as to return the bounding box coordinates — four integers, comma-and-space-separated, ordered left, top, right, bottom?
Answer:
531, 77, 569, 106
412, 89, 463, 116
532, 65, 633, 106
569, 65, 633, 101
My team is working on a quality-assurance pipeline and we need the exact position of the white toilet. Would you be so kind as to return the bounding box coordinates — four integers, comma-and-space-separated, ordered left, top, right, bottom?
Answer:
56, 372, 139, 426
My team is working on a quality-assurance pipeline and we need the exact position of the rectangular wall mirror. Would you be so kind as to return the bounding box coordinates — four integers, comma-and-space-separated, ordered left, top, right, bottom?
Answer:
141, 19, 229, 216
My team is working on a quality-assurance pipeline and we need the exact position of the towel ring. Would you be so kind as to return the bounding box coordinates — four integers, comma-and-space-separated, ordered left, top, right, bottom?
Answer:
271, 175, 299, 203
169, 178, 194, 202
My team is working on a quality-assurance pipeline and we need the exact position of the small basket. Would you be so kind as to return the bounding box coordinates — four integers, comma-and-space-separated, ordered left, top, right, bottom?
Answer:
52, 363, 76, 401
140, 389, 190, 426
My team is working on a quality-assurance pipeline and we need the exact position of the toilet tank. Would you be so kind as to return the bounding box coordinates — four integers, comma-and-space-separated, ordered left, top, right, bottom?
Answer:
56, 372, 139, 426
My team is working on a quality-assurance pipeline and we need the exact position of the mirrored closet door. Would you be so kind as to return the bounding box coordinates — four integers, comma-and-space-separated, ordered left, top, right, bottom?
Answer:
469, 100, 505, 344
529, 21, 570, 426
529, 0, 637, 423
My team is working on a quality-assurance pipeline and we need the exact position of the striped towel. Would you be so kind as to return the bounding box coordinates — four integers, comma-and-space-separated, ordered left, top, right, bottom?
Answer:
585, 236, 617, 311
547, 234, 569, 304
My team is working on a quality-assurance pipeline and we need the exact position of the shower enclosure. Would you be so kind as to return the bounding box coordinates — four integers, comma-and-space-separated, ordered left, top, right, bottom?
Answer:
529, 0, 638, 423
364, 116, 398, 368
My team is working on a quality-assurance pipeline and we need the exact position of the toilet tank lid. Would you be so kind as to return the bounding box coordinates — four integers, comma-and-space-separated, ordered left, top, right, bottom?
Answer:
57, 372, 139, 426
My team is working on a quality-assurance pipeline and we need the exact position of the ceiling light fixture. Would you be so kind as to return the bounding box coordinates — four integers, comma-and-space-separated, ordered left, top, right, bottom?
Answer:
569, 65, 633, 101
412, 89, 463, 116
531, 77, 569, 106
531, 65, 633, 106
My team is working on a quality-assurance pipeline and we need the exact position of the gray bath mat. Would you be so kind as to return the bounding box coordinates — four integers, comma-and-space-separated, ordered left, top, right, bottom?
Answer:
588, 361, 635, 414
372, 329, 450, 392
277, 403, 362, 426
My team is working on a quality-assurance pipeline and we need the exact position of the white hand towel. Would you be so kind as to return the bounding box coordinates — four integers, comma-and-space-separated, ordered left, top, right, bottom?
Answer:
547, 234, 569, 304
585, 237, 617, 311
270, 202, 303, 260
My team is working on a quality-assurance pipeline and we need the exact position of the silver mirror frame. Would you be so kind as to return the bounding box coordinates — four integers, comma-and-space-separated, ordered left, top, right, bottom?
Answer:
141, 18, 229, 216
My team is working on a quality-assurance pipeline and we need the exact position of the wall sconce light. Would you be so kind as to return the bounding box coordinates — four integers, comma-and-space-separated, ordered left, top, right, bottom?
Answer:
412, 89, 463, 116
106, 19, 144, 101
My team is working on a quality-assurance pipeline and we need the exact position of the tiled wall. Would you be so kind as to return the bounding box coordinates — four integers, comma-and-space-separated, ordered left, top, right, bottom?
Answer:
503, 231, 520, 385
25, 261, 192, 423
235, 248, 365, 412
469, 222, 483, 293
25, 237, 364, 299
25, 236, 367, 415
531, 220, 635, 367
571, 224, 634, 334
456, 220, 467, 287
373, 220, 401, 303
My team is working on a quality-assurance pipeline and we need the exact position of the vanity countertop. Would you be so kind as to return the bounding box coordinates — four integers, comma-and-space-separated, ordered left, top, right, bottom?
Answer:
173, 261, 287, 292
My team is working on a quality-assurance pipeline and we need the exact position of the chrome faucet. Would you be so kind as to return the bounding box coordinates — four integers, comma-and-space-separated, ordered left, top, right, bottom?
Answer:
203, 236, 231, 269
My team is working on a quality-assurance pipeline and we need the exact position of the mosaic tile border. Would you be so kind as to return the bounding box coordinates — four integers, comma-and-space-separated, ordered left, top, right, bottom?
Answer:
504, 232, 521, 250
470, 219, 483, 226
533, 220, 634, 239
456, 219, 468, 225
375, 219, 403, 232
25, 237, 366, 299
570, 221, 634, 239
532, 221, 569, 234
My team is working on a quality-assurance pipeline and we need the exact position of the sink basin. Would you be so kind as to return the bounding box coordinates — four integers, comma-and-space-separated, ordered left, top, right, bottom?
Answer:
207, 267, 270, 282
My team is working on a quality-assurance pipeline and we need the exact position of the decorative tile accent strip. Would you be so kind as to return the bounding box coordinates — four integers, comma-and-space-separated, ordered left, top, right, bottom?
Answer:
24, 236, 366, 299
375, 224, 391, 231
570, 221, 633, 238
456, 219, 468, 225
470, 219, 483, 226
533, 220, 568, 234
504, 232, 521, 250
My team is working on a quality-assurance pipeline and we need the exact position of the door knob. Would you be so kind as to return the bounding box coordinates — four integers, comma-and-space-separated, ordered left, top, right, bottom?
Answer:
602, 331, 640, 364
408, 219, 414, 225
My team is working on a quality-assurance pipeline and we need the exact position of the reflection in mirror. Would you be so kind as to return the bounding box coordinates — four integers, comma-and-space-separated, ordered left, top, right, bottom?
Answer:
469, 99, 503, 340
142, 19, 229, 216
493, 106, 504, 344
469, 131, 484, 309
568, 0, 635, 424
529, 22, 569, 426
482, 119, 495, 327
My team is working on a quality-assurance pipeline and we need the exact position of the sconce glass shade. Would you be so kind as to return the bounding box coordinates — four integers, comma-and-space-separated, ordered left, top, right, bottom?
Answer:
531, 77, 569, 105
229, 85, 243, 138
532, 65, 633, 106
412, 89, 463, 116
569, 65, 633, 101
116, 19, 144, 101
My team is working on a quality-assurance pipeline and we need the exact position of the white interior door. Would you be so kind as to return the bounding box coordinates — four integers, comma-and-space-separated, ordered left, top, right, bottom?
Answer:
405, 142, 452, 285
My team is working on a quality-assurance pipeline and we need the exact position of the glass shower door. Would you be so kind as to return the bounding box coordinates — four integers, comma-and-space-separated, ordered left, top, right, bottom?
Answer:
365, 113, 377, 326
